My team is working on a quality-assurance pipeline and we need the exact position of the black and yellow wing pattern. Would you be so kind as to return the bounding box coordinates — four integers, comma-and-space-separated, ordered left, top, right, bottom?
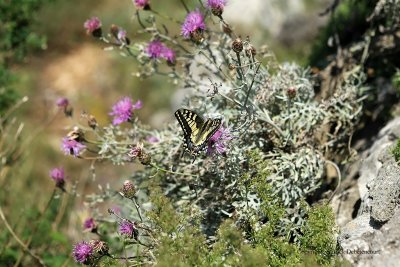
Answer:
175, 108, 222, 156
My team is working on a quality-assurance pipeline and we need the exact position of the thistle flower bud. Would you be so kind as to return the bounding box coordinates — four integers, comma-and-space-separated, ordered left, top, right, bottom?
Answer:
207, 0, 226, 16
287, 87, 297, 99
67, 126, 85, 142
190, 29, 205, 44
128, 143, 143, 159
110, 24, 119, 39
121, 180, 136, 199
50, 167, 66, 190
89, 240, 109, 255
56, 97, 69, 108
83, 218, 97, 233
211, 7, 223, 17
84, 17, 102, 38
134, 0, 151, 10
88, 115, 98, 130
232, 38, 243, 53
246, 46, 257, 57
139, 152, 152, 166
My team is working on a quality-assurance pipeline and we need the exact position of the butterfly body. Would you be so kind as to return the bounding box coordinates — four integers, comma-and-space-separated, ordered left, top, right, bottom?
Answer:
175, 109, 222, 156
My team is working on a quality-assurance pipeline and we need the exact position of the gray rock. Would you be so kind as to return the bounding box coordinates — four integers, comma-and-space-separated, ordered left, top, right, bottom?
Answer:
338, 117, 400, 266
369, 152, 400, 223
339, 210, 400, 267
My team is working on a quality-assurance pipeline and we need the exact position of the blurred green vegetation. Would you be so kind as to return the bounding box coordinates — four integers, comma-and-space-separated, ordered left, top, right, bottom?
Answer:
308, 0, 375, 68
0, 0, 51, 114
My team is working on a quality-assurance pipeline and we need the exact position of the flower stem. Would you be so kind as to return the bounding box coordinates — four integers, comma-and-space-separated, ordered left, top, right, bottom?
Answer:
132, 198, 144, 222
149, 163, 197, 177
151, 9, 181, 24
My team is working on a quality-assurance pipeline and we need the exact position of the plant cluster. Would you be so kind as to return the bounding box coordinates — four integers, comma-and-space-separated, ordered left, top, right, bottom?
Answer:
5, 0, 394, 266
44, 0, 375, 266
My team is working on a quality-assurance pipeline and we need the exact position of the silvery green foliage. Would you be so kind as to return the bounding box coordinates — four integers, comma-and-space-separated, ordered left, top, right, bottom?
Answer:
78, 7, 367, 243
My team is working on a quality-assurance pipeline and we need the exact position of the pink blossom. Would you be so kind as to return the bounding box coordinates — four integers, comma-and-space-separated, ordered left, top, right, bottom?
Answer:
181, 10, 206, 38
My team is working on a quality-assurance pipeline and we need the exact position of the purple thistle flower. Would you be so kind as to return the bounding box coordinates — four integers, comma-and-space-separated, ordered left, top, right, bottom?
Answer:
161, 46, 176, 64
181, 10, 206, 38
146, 136, 159, 143
109, 97, 142, 125
207, 126, 232, 156
133, 0, 150, 9
132, 100, 142, 109
83, 218, 97, 232
56, 97, 69, 108
84, 17, 102, 33
206, 0, 226, 9
61, 138, 86, 156
49, 167, 65, 187
117, 29, 127, 42
128, 143, 143, 158
119, 220, 138, 239
72, 241, 93, 264
145, 40, 164, 59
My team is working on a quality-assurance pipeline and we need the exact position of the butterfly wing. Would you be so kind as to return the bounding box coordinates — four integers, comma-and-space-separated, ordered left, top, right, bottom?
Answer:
194, 118, 221, 146
175, 108, 221, 155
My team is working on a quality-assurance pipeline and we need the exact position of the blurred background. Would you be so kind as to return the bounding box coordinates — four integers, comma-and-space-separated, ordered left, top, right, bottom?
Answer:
1, 0, 334, 265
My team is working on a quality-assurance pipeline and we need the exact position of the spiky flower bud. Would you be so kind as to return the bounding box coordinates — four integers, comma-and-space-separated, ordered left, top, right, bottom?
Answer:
139, 152, 152, 166
128, 143, 143, 159
88, 115, 98, 130
190, 29, 205, 44
287, 87, 297, 99
67, 126, 85, 142
89, 240, 109, 255
211, 7, 223, 17
232, 38, 243, 53
110, 24, 119, 39
207, 0, 226, 16
246, 46, 257, 57
121, 180, 136, 199
84, 17, 102, 38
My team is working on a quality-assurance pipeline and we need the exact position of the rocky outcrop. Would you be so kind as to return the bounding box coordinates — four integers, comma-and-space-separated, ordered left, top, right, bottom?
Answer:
335, 117, 400, 266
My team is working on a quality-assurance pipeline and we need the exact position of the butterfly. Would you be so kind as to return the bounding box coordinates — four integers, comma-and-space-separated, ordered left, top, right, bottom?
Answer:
175, 108, 222, 157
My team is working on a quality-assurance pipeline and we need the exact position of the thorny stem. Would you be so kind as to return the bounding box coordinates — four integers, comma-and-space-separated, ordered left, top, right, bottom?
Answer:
326, 160, 341, 203
235, 52, 244, 80
0, 205, 47, 267
243, 62, 261, 108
